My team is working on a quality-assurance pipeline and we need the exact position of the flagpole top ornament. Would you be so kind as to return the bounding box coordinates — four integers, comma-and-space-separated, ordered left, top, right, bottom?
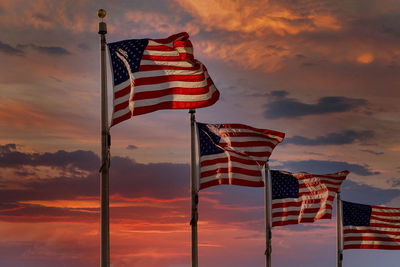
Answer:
98, 9, 106, 19
98, 9, 107, 34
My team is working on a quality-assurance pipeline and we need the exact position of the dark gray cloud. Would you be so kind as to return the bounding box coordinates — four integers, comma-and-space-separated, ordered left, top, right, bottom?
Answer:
0, 41, 70, 56
126, 144, 138, 150
270, 90, 288, 98
49, 76, 62, 83
0, 144, 17, 153
296, 54, 307, 59
0, 144, 98, 171
360, 149, 384, 155
0, 145, 398, 236
110, 156, 188, 199
32, 13, 52, 22
0, 145, 188, 202
16, 44, 70, 55
0, 146, 190, 224
341, 179, 400, 205
286, 130, 374, 146
272, 159, 379, 176
294, 54, 318, 67
264, 90, 367, 119
0, 41, 24, 56
388, 178, 400, 187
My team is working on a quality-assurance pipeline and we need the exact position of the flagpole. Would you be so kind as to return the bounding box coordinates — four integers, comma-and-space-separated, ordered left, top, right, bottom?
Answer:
98, 9, 110, 267
336, 190, 343, 267
189, 109, 198, 267
264, 163, 272, 267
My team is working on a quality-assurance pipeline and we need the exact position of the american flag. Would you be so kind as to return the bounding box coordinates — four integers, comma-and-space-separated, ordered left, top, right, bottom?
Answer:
343, 200, 400, 250
108, 32, 219, 126
271, 170, 349, 227
197, 123, 285, 190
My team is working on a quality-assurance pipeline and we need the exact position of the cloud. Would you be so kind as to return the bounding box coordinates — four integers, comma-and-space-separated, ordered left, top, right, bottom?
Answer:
16, 44, 70, 55
264, 91, 367, 119
0, 144, 17, 153
32, 13, 51, 23
341, 179, 400, 205
0, 40, 24, 56
0, 144, 98, 171
126, 144, 138, 150
0, 144, 190, 202
0, 41, 69, 57
388, 178, 400, 187
174, 0, 341, 36
360, 149, 384, 155
273, 159, 379, 176
286, 130, 374, 145
0, 145, 258, 228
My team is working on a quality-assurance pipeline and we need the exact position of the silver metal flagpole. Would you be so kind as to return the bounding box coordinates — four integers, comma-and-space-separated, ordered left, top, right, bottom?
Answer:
336, 190, 343, 267
189, 109, 198, 267
98, 9, 110, 267
264, 163, 272, 267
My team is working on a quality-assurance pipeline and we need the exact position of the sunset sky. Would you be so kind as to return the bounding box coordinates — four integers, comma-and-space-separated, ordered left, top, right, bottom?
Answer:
1, 0, 400, 266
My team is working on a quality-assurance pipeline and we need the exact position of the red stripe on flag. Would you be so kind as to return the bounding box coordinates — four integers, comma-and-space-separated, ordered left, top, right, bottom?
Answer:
200, 156, 260, 167
200, 167, 261, 179
220, 124, 286, 138
199, 178, 264, 190
272, 214, 331, 227
134, 73, 205, 86
272, 200, 332, 209
219, 141, 276, 148
141, 54, 194, 61
139, 65, 199, 72
272, 206, 332, 217
344, 236, 400, 243
344, 229, 400, 236
149, 32, 189, 44
114, 85, 131, 99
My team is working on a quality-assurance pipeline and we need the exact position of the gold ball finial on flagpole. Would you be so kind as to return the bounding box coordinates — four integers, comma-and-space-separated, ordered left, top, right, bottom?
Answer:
98, 9, 107, 34
98, 9, 106, 19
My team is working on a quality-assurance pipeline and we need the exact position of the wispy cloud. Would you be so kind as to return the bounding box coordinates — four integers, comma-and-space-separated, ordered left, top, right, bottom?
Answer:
264, 90, 367, 119
16, 43, 70, 55
126, 144, 138, 150
274, 159, 379, 176
0, 40, 24, 56
286, 130, 374, 145
360, 149, 384, 155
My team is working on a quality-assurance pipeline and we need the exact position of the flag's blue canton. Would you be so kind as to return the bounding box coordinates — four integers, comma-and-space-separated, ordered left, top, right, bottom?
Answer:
108, 39, 149, 86
197, 123, 224, 156
342, 201, 371, 226
271, 170, 299, 199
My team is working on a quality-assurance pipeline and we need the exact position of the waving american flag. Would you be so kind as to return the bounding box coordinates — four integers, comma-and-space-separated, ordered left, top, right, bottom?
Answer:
343, 200, 400, 250
197, 123, 285, 190
108, 32, 219, 126
271, 170, 349, 227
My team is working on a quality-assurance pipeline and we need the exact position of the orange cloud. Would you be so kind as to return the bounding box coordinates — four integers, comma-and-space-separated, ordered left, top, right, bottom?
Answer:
357, 53, 375, 64
20, 195, 189, 210
0, 0, 95, 33
174, 0, 341, 35
123, 10, 195, 37
195, 39, 289, 72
